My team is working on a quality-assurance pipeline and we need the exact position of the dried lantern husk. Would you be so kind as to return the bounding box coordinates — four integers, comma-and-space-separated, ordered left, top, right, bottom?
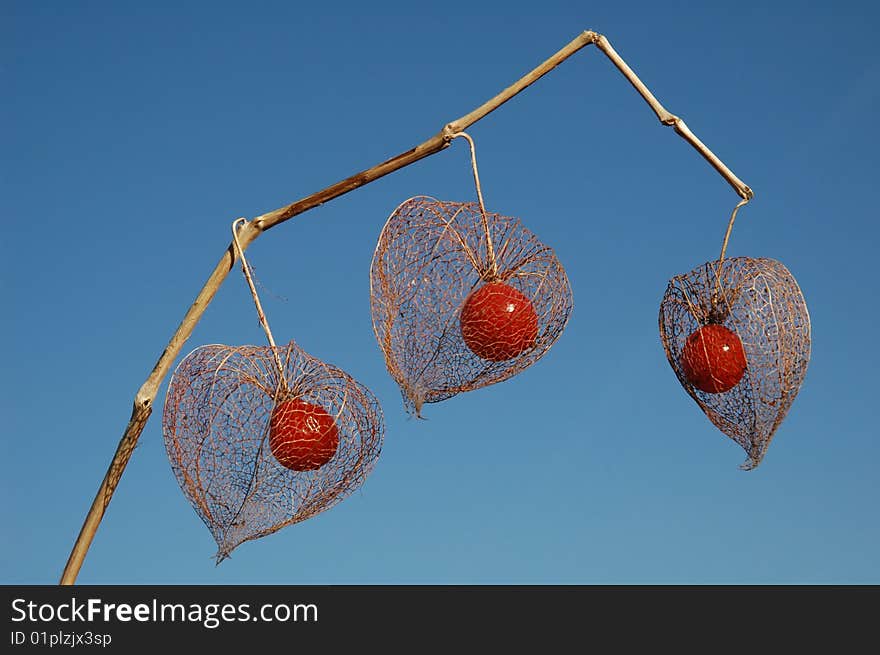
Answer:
163, 340, 384, 561
659, 256, 811, 469
371, 196, 573, 415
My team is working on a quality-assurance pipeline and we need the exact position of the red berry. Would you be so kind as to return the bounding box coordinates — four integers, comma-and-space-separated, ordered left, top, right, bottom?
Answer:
460, 281, 539, 362
269, 398, 339, 472
680, 324, 747, 394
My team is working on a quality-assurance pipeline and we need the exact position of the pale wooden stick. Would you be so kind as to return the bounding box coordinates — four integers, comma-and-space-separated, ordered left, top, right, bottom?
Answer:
593, 35, 754, 201
59, 32, 595, 585
60, 29, 752, 584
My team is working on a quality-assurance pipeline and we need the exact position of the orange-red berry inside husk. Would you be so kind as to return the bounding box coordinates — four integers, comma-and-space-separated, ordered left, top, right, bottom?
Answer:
680, 323, 747, 394
269, 398, 339, 472
460, 281, 539, 362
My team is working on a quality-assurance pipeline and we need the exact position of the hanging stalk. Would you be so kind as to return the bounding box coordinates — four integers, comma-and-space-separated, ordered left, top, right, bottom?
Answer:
231, 218, 288, 389
61, 29, 751, 584
452, 132, 498, 279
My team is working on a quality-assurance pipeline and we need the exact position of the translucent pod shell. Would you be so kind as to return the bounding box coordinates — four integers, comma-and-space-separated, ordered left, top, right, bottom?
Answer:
659, 257, 811, 469
163, 340, 383, 561
370, 196, 573, 415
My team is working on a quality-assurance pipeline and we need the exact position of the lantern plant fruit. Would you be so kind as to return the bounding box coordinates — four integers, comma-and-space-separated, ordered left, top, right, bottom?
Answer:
269, 398, 340, 471
680, 323, 747, 394
460, 281, 539, 362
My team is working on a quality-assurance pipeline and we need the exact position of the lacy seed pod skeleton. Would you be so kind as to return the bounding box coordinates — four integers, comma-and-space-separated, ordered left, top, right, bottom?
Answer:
371, 135, 573, 415
162, 220, 383, 560
163, 340, 383, 560
659, 198, 811, 469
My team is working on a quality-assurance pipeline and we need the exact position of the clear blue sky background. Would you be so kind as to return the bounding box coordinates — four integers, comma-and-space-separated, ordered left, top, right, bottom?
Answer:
3, 0, 878, 584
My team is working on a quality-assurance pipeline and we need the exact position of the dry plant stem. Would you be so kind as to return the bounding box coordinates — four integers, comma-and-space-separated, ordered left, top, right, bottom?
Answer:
718, 198, 750, 266
593, 35, 754, 201
452, 132, 498, 278
231, 218, 287, 384
712, 197, 751, 300
58, 32, 592, 586
60, 28, 752, 584
60, 221, 261, 585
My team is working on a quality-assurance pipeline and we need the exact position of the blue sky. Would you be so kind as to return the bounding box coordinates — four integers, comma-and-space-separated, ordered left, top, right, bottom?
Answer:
2, 0, 878, 584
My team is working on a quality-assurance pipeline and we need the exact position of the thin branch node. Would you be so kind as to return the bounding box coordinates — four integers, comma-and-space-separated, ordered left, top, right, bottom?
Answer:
135, 385, 155, 409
